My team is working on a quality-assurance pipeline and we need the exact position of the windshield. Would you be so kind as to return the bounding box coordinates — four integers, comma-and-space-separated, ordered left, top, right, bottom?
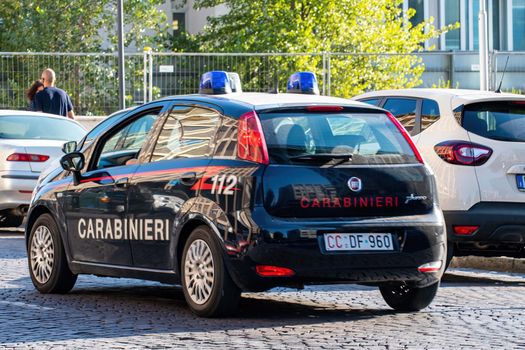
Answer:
259, 112, 419, 165
0, 116, 85, 141
462, 101, 525, 142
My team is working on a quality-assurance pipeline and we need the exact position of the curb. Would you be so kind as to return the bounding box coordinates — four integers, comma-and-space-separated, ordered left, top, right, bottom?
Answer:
450, 256, 525, 274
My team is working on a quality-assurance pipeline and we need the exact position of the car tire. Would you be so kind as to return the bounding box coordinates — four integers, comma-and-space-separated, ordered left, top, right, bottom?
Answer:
379, 281, 439, 312
0, 212, 23, 228
28, 214, 77, 294
181, 225, 241, 317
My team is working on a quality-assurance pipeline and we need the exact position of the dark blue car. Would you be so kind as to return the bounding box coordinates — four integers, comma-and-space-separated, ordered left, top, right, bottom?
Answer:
26, 72, 445, 317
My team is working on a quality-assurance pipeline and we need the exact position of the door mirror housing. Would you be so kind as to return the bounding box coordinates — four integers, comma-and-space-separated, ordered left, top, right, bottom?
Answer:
62, 141, 77, 154
60, 152, 85, 172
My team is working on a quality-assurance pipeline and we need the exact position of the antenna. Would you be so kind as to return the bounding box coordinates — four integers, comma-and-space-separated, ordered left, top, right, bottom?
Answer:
495, 56, 510, 93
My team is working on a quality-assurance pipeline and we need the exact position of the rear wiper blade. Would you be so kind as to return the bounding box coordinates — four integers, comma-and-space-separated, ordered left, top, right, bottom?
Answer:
289, 153, 353, 161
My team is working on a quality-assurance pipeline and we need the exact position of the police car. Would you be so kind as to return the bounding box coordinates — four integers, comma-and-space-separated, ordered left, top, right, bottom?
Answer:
26, 71, 446, 317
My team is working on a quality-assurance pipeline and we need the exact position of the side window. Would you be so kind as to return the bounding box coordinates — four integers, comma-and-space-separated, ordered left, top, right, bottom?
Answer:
359, 98, 382, 106
421, 99, 440, 131
95, 109, 160, 169
151, 105, 220, 162
382, 98, 418, 133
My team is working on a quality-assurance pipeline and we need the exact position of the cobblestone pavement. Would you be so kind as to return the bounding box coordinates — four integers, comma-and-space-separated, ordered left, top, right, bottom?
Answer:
1, 234, 524, 349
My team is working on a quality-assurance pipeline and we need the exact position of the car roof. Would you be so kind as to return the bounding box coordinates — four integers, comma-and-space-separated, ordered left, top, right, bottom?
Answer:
160, 93, 382, 117
354, 88, 525, 109
0, 109, 86, 128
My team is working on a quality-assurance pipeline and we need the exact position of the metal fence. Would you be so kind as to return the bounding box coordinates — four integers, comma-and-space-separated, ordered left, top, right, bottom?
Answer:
1, 51, 524, 115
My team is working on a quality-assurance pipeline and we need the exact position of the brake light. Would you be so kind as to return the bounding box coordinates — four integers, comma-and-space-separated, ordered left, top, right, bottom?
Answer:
237, 111, 269, 165
453, 225, 479, 235
6, 153, 49, 162
385, 112, 424, 164
306, 105, 344, 112
434, 141, 492, 166
256, 265, 295, 277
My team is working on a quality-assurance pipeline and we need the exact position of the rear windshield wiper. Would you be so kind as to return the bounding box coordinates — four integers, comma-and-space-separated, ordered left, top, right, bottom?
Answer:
289, 153, 353, 161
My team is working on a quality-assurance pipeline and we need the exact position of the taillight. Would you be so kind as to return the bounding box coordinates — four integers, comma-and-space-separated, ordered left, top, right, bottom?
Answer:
6, 153, 49, 162
385, 112, 424, 164
453, 225, 479, 235
256, 265, 295, 277
237, 111, 269, 165
434, 141, 492, 166
417, 261, 442, 273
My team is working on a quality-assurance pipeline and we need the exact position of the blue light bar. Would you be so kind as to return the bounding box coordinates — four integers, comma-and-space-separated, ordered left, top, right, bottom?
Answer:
286, 72, 320, 95
199, 71, 232, 94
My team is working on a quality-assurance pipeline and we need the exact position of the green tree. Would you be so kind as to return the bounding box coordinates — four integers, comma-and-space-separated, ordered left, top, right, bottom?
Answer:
193, 0, 459, 96
0, 0, 169, 52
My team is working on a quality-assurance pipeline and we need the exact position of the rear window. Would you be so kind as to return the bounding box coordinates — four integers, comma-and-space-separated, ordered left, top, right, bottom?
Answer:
462, 101, 525, 142
0, 116, 85, 141
259, 112, 419, 165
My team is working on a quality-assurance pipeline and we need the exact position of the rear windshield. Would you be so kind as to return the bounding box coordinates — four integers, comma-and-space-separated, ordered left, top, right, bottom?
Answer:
0, 116, 85, 141
462, 101, 525, 142
259, 112, 419, 165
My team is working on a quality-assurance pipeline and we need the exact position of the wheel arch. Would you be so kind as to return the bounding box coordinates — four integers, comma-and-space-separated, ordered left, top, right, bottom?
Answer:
25, 205, 52, 247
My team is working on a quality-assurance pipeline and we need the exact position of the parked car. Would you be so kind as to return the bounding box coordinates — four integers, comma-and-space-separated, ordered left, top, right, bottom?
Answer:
0, 110, 86, 227
26, 71, 445, 317
353, 88, 525, 265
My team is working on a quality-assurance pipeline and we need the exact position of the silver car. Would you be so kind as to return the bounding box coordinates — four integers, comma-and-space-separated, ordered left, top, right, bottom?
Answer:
0, 110, 86, 227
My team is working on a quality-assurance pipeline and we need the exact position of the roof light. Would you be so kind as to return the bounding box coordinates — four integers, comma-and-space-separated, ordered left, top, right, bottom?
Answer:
227, 72, 242, 93
286, 72, 320, 95
199, 71, 232, 94
256, 265, 295, 277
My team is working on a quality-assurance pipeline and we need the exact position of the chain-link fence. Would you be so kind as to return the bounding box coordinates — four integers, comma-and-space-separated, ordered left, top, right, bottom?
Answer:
1, 51, 524, 115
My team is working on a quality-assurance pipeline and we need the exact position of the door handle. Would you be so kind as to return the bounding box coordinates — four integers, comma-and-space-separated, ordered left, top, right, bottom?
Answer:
180, 172, 197, 186
115, 177, 129, 188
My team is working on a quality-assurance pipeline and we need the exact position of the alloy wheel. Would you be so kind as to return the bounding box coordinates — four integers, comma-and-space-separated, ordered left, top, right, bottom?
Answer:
184, 239, 215, 305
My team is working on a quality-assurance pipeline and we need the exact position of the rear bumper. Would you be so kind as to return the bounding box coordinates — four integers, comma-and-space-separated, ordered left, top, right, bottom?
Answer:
444, 202, 525, 257
0, 171, 39, 211
226, 207, 446, 291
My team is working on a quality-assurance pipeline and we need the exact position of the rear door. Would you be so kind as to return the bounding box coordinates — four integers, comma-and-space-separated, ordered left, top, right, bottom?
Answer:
258, 109, 434, 219
127, 103, 222, 269
461, 100, 525, 202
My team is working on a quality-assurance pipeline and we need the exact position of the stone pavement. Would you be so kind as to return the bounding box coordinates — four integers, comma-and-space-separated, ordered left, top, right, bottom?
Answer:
1, 234, 524, 349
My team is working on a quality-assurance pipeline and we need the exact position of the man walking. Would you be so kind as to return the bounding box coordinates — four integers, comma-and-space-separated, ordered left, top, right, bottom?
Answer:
35, 68, 75, 119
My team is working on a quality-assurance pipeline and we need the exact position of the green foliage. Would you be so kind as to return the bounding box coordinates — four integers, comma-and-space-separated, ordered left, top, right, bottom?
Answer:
193, 0, 459, 96
0, 0, 168, 52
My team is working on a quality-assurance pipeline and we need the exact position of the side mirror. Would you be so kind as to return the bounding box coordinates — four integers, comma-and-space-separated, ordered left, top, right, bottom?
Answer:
62, 141, 77, 154
60, 152, 85, 172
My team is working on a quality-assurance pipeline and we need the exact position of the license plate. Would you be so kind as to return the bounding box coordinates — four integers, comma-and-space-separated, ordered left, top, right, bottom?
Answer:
517, 175, 525, 191
324, 233, 394, 251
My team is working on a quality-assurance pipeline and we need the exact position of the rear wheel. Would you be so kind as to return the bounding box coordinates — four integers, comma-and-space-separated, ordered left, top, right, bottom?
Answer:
181, 225, 241, 317
0, 211, 23, 228
28, 214, 77, 293
379, 281, 439, 312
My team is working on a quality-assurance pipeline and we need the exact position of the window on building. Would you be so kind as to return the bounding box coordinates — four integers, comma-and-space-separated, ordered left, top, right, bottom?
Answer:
409, 0, 425, 27
471, 0, 500, 50
382, 98, 418, 133
445, 0, 461, 50
172, 12, 185, 34
513, 0, 525, 50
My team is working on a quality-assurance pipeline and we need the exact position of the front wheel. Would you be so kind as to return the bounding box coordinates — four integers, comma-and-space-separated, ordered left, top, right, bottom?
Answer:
28, 214, 77, 294
379, 281, 439, 312
181, 225, 241, 317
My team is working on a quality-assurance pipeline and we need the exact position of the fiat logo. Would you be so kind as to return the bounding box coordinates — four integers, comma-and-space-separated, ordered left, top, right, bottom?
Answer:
347, 177, 362, 192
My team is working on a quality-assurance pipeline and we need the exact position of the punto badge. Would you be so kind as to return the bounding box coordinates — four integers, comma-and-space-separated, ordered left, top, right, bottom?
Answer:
347, 177, 362, 192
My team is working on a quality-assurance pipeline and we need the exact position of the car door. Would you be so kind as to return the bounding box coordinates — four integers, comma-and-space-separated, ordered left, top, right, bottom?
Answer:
126, 103, 222, 269
62, 106, 165, 265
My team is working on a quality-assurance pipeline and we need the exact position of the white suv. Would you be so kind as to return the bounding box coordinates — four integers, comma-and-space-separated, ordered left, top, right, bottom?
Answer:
353, 89, 525, 265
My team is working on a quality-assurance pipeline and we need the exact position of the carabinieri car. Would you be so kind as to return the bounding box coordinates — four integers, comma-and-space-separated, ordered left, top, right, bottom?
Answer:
26, 71, 446, 317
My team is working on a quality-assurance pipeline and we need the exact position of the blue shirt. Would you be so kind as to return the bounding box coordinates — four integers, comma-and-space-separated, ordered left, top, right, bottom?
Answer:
34, 87, 73, 117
